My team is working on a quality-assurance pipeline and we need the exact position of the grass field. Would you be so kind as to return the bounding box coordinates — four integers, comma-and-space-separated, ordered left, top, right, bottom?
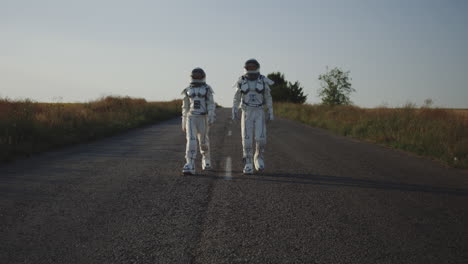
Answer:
0, 96, 181, 161
450, 109, 468, 117
275, 103, 468, 169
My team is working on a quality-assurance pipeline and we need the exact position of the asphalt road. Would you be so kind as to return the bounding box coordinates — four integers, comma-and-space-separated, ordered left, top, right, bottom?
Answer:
1, 108, 467, 263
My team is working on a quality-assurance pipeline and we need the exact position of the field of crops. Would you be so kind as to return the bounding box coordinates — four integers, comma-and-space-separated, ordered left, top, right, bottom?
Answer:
275, 103, 468, 169
0, 96, 181, 161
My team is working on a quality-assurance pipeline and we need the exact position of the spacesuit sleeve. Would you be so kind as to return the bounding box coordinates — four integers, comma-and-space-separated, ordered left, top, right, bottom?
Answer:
233, 88, 242, 110
232, 77, 243, 110
264, 76, 275, 86
181, 89, 190, 117
206, 86, 216, 116
264, 83, 274, 113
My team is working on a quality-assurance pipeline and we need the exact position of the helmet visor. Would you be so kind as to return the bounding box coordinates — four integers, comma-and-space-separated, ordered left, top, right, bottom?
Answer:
191, 72, 205, 80
245, 63, 259, 71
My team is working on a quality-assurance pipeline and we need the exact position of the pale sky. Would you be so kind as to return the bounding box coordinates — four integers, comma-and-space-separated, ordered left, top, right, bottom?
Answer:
1, 0, 467, 107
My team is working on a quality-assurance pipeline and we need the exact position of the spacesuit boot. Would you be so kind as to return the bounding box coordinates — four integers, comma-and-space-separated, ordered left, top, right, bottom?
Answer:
254, 143, 265, 172
243, 157, 254, 175
202, 154, 211, 170
182, 161, 196, 175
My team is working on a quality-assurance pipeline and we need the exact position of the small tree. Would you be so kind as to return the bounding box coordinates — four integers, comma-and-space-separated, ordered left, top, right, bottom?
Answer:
267, 72, 307, 104
318, 67, 355, 105
422, 98, 434, 108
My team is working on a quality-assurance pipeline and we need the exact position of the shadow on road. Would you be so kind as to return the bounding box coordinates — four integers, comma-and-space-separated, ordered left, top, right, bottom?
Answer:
184, 172, 468, 197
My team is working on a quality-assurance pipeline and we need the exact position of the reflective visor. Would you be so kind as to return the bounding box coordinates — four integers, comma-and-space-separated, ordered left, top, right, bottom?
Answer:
245, 63, 259, 71
191, 72, 205, 80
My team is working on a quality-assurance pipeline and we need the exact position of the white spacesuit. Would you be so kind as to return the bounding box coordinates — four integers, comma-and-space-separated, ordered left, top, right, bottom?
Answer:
182, 68, 216, 175
232, 59, 274, 174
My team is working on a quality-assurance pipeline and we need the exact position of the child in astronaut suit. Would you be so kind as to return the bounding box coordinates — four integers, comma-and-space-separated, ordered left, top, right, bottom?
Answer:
181, 67, 216, 175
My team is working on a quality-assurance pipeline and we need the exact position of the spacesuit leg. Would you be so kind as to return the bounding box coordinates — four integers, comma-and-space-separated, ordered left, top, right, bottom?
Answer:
198, 116, 211, 170
254, 109, 267, 171
183, 116, 198, 175
241, 108, 254, 174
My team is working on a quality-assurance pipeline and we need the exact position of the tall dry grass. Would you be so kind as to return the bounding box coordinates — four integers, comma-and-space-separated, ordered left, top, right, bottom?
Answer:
275, 103, 468, 169
0, 96, 181, 161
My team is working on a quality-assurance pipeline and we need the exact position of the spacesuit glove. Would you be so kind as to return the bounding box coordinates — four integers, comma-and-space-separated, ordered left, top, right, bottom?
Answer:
182, 116, 187, 132
267, 110, 274, 122
208, 112, 216, 125
232, 107, 240, 121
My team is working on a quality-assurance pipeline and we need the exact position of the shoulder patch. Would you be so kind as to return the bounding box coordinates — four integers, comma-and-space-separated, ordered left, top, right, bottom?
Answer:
181, 87, 190, 95
233, 76, 245, 88
205, 84, 214, 94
